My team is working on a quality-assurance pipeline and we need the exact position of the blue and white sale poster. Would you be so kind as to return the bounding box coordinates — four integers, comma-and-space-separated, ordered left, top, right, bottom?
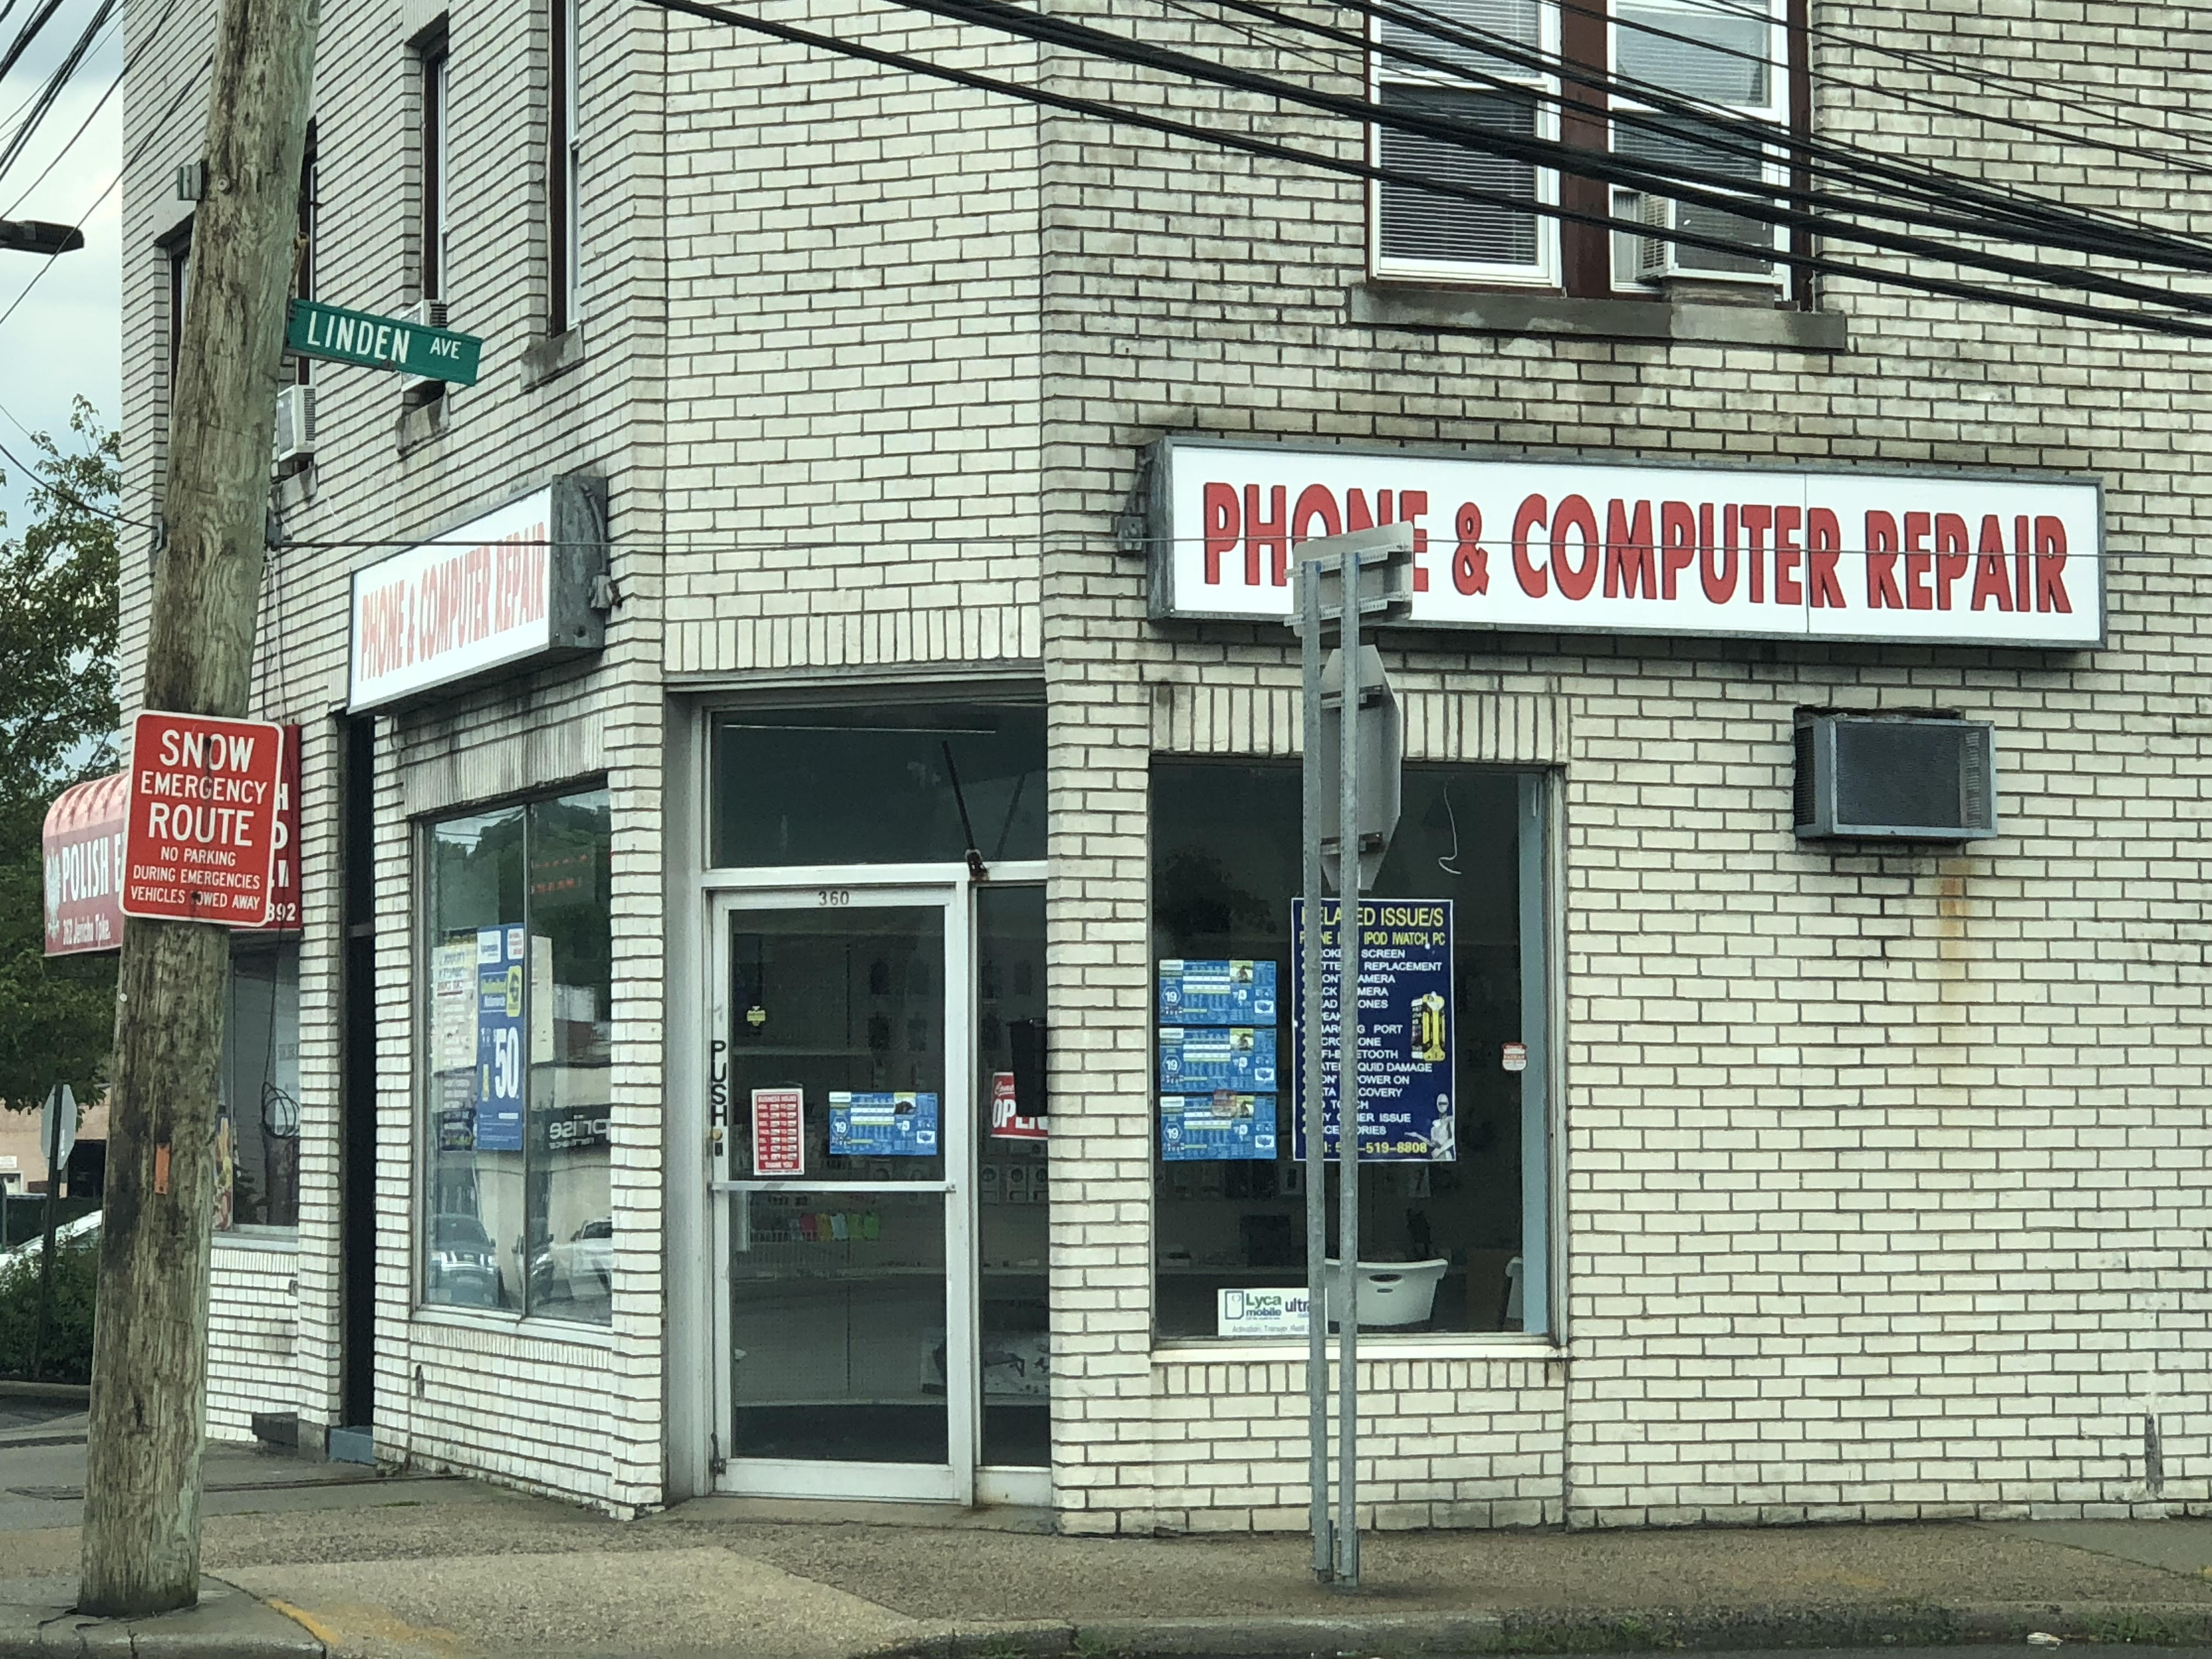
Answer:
1159, 1092, 1277, 1161
475, 924, 526, 1153
829, 1092, 940, 1156
1290, 899, 1455, 1162
1158, 959, 1278, 1025
1158, 1025, 1278, 1092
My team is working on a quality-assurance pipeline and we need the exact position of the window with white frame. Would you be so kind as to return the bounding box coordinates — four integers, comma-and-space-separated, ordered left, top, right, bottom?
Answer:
420, 29, 451, 303
549, 0, 579, 333
1372, 0, 1793, 297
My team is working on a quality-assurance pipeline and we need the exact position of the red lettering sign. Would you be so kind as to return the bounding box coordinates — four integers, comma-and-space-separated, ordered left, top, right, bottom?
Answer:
990, 1071, 1048, 1141
121, 712, 287, 927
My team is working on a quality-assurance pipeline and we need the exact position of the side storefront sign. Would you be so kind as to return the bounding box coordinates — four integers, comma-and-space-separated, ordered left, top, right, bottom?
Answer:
347, 475, 610, 712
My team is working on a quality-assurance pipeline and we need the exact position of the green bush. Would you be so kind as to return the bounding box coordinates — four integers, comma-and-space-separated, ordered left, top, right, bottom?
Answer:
0, 1234, 97, 1383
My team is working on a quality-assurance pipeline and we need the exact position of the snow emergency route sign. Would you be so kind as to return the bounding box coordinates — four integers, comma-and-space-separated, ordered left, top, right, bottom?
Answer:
122, 711, 286, 926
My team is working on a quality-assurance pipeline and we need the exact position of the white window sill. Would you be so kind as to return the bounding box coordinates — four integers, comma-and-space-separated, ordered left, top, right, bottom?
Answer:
410, 1305, 616, 1346
1154, 1333, 1563, 1364
213, 1228, 299, 1254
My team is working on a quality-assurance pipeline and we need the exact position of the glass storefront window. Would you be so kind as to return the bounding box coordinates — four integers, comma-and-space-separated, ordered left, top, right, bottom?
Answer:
421, 786, 613, 1324
1150, 759, 1541, 1340
712, 704, 1045, 868
218, 941, 300, 1231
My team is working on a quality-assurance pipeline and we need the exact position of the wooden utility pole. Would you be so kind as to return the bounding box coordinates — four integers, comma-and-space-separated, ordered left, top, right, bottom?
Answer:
77, 0, 317, 1619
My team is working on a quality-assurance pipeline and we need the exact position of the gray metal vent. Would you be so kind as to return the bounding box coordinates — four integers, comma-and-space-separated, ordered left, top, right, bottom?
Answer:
1794, 713, 1997, 842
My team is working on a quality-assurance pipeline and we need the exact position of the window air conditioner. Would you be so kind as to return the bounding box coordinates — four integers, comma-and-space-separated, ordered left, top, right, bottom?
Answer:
1636, 193, 1779, 287
1793, 713, 1998, 842
272, 383, 316, 467
398, 298, 452, 394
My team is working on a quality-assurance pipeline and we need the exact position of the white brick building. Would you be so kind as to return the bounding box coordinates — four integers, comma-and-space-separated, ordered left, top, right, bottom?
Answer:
106, 0, 2211, 1530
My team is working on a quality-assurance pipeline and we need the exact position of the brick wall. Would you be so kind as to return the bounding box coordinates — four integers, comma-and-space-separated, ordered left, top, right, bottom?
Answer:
1031, 0, 2212, 1530
119, 0, 2212, 1526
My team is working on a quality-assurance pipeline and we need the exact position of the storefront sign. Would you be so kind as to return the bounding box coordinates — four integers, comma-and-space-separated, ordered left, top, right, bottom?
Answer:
1159, 1026, 1278, 1092
1291, 898, 1457, 1162
1158, 958, 1279, 1024
41, 769, 127, 954
347, 475, 609, 711
1217, 1286, 1311, 1338
1160, 1091, 1278, 1160
1145, 436, 2104, 648
475, 926, 526, 1153
989, 1072, 1047, 1141
121, 712, 286, 926
752, 1087, 805, 1176
828, 1091, 939, 1156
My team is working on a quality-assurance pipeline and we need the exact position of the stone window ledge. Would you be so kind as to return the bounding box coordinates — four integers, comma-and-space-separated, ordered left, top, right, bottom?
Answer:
396, 392, 447, 456
523, 325, 585, 387
1350, 283, 1847, 351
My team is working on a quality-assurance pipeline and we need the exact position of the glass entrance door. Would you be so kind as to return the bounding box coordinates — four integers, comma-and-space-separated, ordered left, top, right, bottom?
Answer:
710, 886, 973, 1500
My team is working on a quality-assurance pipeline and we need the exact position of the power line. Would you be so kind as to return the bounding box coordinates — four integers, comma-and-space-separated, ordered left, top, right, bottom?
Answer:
1631, 0, 2212, 149
642, 0, 2212, 340
1, 0, 184, 199
773, 0, 2212, 319
1262, 0, 2212, 266
2, 58, 114, 215
0, 0, 112, 184
0, 55, 201, 334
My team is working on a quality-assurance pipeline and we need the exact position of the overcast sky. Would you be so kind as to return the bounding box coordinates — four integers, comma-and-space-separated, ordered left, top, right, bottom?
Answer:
0, 3, 125, 534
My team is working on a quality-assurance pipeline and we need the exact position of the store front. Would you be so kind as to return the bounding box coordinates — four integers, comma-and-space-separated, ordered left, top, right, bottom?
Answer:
695, 701, 1049, 1504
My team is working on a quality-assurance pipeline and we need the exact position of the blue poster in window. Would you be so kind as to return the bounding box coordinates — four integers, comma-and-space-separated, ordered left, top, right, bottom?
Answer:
475, 924, 526, 1153
1290, 899, 1455, 1163
1158, 1025, 1278, 1092
1160, 1092, 1277, 1161
828, 1091, 940, 1156
1158, 959, 1278, 1025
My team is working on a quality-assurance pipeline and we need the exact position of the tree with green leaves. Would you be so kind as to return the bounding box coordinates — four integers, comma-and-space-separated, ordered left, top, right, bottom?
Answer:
0, 399, 121, 1110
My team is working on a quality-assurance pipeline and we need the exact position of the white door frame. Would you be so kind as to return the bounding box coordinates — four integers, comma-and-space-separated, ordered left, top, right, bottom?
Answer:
706, 874, 975, 1504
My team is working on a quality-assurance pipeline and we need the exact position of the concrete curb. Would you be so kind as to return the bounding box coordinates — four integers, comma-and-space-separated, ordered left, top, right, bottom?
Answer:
0, 1577, 325, 1658
870, 1600, 2212, 1657
0, 1383, 89, 1404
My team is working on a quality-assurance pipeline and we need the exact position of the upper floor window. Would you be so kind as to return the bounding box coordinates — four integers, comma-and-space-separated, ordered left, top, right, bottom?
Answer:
165, 224, 193, 390
289, 126, 318, 386
549, 0, 580, 332
421, 30, 451, 302
1372, 0, 1793, 298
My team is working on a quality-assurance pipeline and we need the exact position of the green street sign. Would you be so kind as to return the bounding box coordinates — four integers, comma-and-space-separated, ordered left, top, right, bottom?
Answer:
285, 298, 483, 387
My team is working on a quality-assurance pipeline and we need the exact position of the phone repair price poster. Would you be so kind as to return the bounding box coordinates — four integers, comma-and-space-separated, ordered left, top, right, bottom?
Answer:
828, 1092, 939, 1156
474, 924, 527, 1153
1290, 898, 1455, 1162
752, 1088, 804, 1177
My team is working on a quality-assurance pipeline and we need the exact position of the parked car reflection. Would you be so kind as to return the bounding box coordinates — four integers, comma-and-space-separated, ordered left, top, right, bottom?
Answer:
528, 1217, 612, 1309
427, 1212, 505, 1308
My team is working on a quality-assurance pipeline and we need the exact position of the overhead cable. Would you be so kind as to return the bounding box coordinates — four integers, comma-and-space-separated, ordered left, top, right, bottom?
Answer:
0, 0, 112, 183
1204, 0, 2212, 273
769, 0, 2212, 317
640, 0, 2212, 340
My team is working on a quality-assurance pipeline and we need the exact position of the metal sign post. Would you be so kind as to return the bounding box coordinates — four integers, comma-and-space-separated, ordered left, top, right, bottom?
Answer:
1299, 556, 1331, 1583
30, 1082, 76, 1382
1333, 540, 1364, 1587
1295, 526, 1411, 1589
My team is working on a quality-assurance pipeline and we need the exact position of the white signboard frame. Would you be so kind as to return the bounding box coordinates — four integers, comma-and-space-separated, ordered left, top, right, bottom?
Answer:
347, 476, 608, 711
1145, 435, 2104, 650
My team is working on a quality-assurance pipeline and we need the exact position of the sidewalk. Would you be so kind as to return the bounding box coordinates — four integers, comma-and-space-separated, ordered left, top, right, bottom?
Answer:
7, 1409, 2212, 1658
